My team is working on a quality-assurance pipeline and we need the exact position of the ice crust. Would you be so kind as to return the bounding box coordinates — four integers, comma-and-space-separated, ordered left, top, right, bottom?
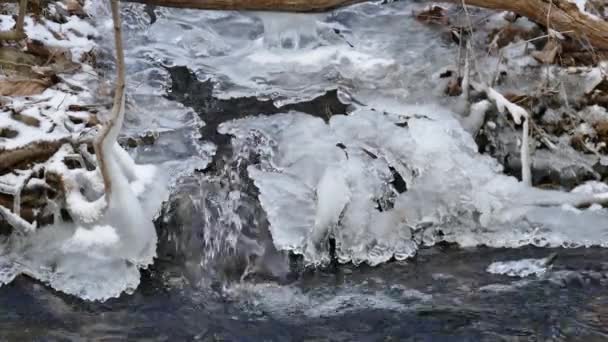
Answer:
487, 257, 550, 278
220, 105, 608, 266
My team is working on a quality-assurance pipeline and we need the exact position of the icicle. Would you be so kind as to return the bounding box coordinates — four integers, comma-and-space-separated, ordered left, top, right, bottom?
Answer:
521, 117, 531, 186
472, 82, 532, 186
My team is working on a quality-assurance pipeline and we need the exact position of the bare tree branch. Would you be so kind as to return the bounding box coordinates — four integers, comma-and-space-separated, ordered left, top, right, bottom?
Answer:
94, 0, 127, 203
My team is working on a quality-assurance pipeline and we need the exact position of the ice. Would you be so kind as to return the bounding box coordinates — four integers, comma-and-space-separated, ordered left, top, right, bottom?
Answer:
22, 14, 98, 60
226, 282, 410, 318
220, 103, 608, 266
0, 138, 164, 300
249, 169, 315, 254
0, 136, 163, 300
63, 225, 120, 251
487, 257, 552, 277
4, 0, 605, 299
569, 0, 603, 20
257, 12, 320, 49
120, 1, 448, 103
0, 0, 173, 299
585, 62, 607, 94
478, 279, 531, 292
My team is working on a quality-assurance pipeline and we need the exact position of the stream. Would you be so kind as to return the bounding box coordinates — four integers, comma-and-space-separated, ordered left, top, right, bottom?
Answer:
2, 1, 608, 340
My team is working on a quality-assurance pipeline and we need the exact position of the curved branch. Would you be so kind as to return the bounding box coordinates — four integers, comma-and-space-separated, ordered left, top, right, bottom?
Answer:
94, 0, 126, 203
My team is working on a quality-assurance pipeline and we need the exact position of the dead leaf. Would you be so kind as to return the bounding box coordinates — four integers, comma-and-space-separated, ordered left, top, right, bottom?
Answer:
47, 27, 66, 41
503, 12, 521, 23
415, 6, 449, 26
68, 113, 99, 127
0, 78, 54, 96
488, 25, 539, 50
570, 134, 586, 152
63, 0, 87, 17
79, 49, 96, 66
504, 93, 536, 110
11, 111, 41, 127
0, 47, 43, 73
0, 127, 19, 139
594, 121, 608, 145
585, 90, 608, 108
531, 39, 562, 64
26, 39, 53, 59
50, 55, 81, 74
25, 39, 80, 74
445, 77, 462, 96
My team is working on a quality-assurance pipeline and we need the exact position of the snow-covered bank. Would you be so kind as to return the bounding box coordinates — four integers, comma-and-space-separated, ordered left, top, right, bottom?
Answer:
0, 1, 166, 301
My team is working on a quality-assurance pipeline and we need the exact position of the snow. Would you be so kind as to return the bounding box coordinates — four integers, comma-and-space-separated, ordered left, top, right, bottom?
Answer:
585, 63, 607, 94
22, 14, 98, 60
569, 0, 603, 21
485, 86, 528, 125
63, 225, 120, 250
0, 0, 167, 301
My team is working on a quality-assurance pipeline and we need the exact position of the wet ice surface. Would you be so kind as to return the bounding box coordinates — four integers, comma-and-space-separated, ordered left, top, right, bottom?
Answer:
486, 256, 553, 277
2, 246, 608, 340
4, 0, 608, 339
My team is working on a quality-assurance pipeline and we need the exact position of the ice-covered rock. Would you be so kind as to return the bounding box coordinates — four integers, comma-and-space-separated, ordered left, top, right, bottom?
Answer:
487, 257, 553, 277
220, 104, 608, 266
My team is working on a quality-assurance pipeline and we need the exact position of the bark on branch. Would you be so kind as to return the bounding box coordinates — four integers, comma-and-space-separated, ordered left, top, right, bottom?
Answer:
444, 0, 608, 51
125, 0, 608, 50
93, 0, 126, 203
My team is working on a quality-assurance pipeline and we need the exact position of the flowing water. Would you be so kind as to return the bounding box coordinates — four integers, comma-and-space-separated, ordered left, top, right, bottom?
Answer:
2, 1, 608, 340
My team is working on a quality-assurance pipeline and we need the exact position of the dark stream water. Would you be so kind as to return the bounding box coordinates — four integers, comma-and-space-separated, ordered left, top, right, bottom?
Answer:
2, 71, 608, 339
2, 246, 608, 341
